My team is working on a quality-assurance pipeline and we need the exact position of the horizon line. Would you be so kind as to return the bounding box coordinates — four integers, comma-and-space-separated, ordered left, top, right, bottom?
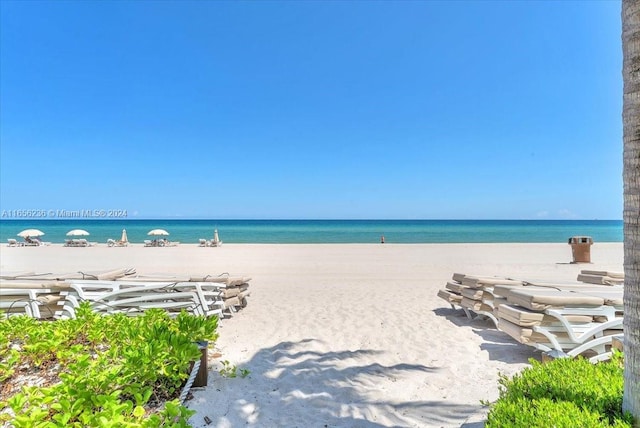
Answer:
0, 218, 623, 222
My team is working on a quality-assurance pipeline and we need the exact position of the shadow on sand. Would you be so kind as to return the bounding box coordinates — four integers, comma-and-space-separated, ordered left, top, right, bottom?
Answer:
190, 338, 484, 427
433, 307, 537, 365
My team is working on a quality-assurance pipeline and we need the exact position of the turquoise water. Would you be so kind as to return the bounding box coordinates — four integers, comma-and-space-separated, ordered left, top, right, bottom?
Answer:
0, 220, 623, 244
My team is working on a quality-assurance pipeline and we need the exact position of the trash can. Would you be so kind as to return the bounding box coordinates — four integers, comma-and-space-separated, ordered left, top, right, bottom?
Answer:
568, 236, 593, 263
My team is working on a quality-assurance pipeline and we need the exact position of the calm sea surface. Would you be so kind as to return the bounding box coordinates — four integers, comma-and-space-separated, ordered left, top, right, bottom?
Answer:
0, 220, 623, 244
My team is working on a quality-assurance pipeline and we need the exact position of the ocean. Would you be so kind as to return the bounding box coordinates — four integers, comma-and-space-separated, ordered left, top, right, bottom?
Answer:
0, 219, 623, 245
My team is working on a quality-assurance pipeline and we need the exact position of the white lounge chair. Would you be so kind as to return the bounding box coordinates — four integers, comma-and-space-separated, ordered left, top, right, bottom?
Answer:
1, 287, 62, 319
496, 287, 623, 362
107, 238, 128, 247
438, 272, 625, 362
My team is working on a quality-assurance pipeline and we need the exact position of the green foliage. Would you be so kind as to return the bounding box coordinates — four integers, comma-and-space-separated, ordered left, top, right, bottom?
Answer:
219, 360, 250, 378
0, 303, 218, 427
487, 397, 628, 428
486, 353, 634, 428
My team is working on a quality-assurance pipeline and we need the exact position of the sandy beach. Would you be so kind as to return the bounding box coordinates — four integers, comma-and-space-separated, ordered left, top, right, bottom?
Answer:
0, 242, 624, 427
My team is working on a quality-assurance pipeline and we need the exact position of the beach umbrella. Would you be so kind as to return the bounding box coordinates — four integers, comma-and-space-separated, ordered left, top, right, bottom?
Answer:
17, 229, 45, 238
213, 229, 220, 243
66, 229, 90, 236
121, 229, 128, 243
148, 229, 169, 236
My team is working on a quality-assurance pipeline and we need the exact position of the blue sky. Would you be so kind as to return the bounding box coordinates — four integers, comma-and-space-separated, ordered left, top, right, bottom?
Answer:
0, 1, 622, 219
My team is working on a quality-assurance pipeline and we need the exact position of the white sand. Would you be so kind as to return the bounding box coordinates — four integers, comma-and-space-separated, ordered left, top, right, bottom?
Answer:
0, 242, 624, 427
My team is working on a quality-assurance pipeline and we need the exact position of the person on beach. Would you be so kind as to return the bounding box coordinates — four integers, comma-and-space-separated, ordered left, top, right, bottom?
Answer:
381, 235, 385, 244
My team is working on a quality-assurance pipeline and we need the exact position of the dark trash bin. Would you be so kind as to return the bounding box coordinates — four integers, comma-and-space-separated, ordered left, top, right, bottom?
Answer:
568, 236, 593, 263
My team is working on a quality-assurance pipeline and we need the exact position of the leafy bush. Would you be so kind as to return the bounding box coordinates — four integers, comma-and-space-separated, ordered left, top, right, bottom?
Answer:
486, 353, 634, 428
0, 303, 219, 427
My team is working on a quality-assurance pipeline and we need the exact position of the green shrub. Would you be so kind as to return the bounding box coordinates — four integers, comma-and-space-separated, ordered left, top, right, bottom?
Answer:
486, 353, 634, 428
488, 397, 614, 428
0, 303, 219, 427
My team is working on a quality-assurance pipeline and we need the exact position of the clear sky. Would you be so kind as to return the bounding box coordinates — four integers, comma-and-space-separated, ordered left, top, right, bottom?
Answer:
0, 0, 622, 220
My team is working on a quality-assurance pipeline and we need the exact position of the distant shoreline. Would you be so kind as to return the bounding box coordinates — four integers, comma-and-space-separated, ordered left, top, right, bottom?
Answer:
0, 218, 624, 221
0, 219, 623, 244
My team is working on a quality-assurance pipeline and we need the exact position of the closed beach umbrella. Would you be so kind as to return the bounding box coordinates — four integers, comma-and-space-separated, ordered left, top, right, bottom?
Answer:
66, 229, 90, 236
121, 229, 128, 243
148, 229, 169, 236
17, 229, 45, 238
213, 229, 220, 243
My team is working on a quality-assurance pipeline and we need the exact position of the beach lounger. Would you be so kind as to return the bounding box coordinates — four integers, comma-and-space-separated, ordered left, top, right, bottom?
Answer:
444, 280, 469, 294
7, 239, 23, 247
1, 288, 62, 319
437, 271, 625, 363
503, 305, 621, 362
192, 274, 251, 287
1, 267, 245, 319
459, 287, 502, 327
58, 281, 193, 317
440, 273, 521, 325
506, 288, 605, 311
438, 275, 484, 319
168, 282, 224, 317
198, 239, 210, 247
64, 239, 76, 247
119, 273, 250, 316
126, 273, 251, 287
58, 279, 225, 319
577, 273, 624, 286
107, 238, 128, 247
580, 270, 624, 279
459, 275, 524, 288
496, 285, 623, 361
90, 291, 199, 316
0, 299, 33, 317
437, 289, 463, 307
56, 280, 152, 318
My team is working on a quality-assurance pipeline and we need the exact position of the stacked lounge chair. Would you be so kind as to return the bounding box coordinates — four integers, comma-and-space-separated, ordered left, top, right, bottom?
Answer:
577, 270, 624, 285
437, 272, 624, 362
57, 280, 221, 319
0, 269, 251, 320
437, 273, 525, 327
123, 273, 252, 316
497, 285, 623, 362
0, 269, 137, 319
